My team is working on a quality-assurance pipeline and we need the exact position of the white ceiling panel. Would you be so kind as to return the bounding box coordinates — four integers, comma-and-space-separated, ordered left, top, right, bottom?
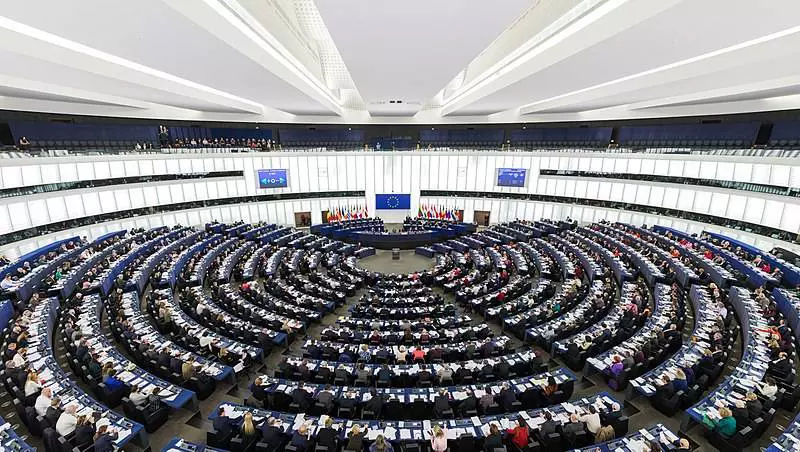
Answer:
454, 0, 800, 116
316, 0, 531, 114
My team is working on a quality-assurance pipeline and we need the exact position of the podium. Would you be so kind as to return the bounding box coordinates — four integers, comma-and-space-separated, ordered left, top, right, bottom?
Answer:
392, 248, 400, 260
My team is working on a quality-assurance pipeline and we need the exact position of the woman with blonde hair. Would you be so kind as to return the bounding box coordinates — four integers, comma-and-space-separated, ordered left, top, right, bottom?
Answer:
594, 425, 615, 443
703, 406, 736, 437
241, 412, 257, 439
346, 424, 364, 451
430, 424, 448, 452
370, 434, 394, 452
24, 370, 41, 397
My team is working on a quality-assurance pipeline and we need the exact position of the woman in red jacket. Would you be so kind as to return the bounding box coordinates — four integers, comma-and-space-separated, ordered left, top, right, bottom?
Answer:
506, 417, 529, 448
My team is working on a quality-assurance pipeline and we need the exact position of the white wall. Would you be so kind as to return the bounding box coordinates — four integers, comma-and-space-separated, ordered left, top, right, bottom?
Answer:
419, 195, 799, 254
1, 151, 798, 255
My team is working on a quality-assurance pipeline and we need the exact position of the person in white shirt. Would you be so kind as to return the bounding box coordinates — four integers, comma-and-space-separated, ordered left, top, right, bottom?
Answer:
199, 334, 213, 350
579, 405, 602, 434
129, 385, 148, 407
24, 370, 41, 397
759, 377, 778, 399
55, 404, 78, 436
1, 275, 17, 291
35, 387, 52, 416
395, 346, 408, 363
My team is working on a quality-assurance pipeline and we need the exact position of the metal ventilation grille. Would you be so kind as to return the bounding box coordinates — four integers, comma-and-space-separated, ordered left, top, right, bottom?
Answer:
293, 0, 367, 111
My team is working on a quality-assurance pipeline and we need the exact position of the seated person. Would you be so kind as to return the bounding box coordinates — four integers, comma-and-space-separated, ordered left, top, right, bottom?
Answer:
212, 407, 234, 437
240, 412, 260, 444
316, 417, 339, 450
102, 369, 125, 393
261, 417, 286, 449
703, 406, 736, 438
290, 423, 312, 452
505, 417, 529, 448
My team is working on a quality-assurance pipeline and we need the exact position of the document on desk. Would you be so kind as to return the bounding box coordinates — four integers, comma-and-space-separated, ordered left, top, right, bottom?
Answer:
383, 426, 397, 439
399, 429, 412, 440
367, 429, 384, 440
470, 416, 481, 427
114, 428, 132, 444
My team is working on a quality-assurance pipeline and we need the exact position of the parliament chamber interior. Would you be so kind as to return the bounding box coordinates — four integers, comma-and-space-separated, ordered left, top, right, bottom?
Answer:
1, 1, 800, 452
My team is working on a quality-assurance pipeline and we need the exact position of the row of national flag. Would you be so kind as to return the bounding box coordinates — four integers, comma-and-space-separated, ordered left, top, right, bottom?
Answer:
417, 204, 462, 221
326, 205, 368, 222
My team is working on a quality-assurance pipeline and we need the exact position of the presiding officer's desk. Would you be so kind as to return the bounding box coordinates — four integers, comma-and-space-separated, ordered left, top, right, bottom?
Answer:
315, 220, 477, 250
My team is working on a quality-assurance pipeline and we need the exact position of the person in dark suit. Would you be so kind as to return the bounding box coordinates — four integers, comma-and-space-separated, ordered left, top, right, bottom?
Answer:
73, 415, 95, 446
290, 424, 312, 452
483, 423, 503, 451
458, 389, 477, 416
495, 361, 510, 379
93, 425, 118, 452
376, 364, 393, 383
745, 392, 763, 419
433, 389, 451, 417
45, 398, 62, 427
655, 375, 675, 400
212, 407, 233, 437
316, 417, 338, 450
292, 382, 312, 411
769, 352, 791, 377
498, 384, 517, 410
338, 391, 358, 413
316, 384, 335, 412
538, 411, 558, 438
261, 417, 285, 450
561, 414, 586, 442
601, 403, 622, 425
251, 378, 267, 402
363, 388, 384, 416
732, 400, 750, 428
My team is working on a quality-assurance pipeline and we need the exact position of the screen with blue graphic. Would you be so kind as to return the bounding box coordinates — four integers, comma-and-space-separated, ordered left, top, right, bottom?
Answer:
497, 168, 527, 187
257, 169, 288, 188
375, 193, 411, 209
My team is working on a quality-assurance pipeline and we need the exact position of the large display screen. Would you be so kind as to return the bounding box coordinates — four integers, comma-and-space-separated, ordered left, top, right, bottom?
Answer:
497, 168, 527, 187
257, 169, 288, 188
375, 193, 411, 209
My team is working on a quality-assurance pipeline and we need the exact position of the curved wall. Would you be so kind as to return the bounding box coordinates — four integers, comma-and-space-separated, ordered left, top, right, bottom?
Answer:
1, 151, 798, 257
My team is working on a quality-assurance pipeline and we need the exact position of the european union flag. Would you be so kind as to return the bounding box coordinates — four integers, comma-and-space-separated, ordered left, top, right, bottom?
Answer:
375, 193, 411, 209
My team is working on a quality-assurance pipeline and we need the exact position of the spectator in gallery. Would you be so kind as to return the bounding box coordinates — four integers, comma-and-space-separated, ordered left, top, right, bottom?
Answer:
18, 136, 30, 150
